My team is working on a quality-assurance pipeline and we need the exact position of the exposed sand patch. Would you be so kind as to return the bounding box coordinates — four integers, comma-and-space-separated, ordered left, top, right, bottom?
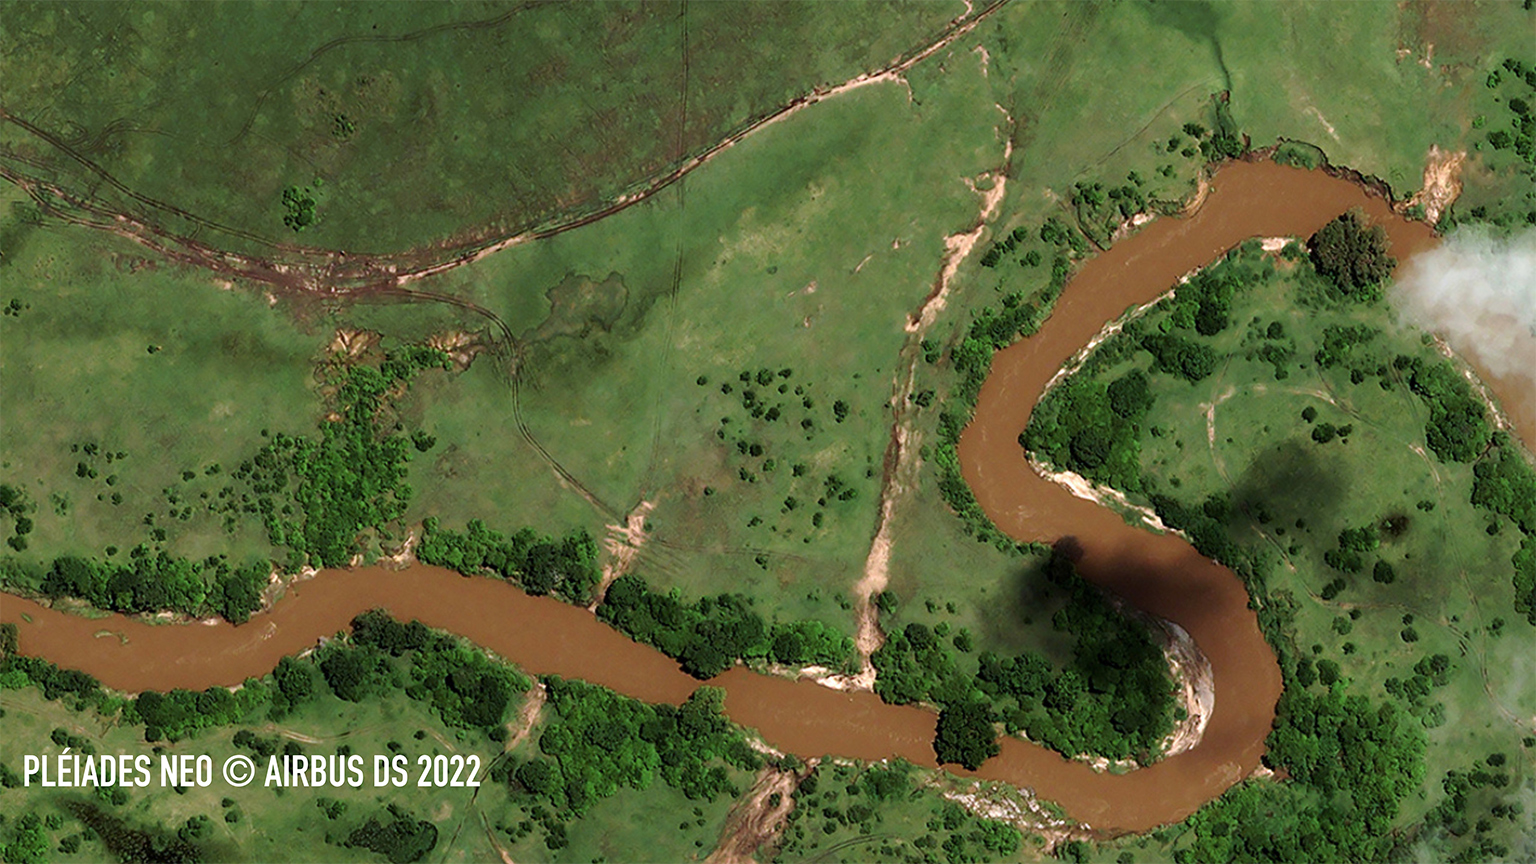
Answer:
330, 327, 381, 359
1402, 144, 1465, 225
503, 681, 546, 753
379, 528, 418, 570
941, 780, 1089, 854
1305, 106, 1340, 142
1181, 173, 1212, 216
1155, 619, 1216, 756
908, 139, 1013, 336
1260, 236, 1293, 253
590, 500, 654, 608
707, 759, 817, 864
1029, 457, 1169, 535
1109, 211, 1156, 243
426, 329, 484, 371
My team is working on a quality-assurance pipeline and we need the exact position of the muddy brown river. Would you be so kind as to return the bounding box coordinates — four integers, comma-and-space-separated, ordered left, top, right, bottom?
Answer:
6, 162, 1499, 834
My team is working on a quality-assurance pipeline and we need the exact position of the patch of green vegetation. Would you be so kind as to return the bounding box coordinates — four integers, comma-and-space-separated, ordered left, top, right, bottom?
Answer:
1272, 140, 1326, 170
873, 550, 1176, 766
773, 761, 1026, 864
597, 574, 855, 678
345, 804, 436, 863
488, 679, 759, 855
416, 517, 599, 604
0, 484, 36, 553
1482, 58, 1536, 165
9, 552, 268, 623
1307, 210, 1396, 298
2, 336, 452, 615
280, 185, 318, 232
245, 346, 450, 566
1025, 245, 1273, 490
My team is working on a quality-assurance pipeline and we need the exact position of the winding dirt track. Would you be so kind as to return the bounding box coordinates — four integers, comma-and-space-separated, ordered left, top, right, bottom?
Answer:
2, 162, 1460, 837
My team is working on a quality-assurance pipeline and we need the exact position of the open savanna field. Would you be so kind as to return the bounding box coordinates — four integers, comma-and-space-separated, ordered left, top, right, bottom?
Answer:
4, 0, 1536, 862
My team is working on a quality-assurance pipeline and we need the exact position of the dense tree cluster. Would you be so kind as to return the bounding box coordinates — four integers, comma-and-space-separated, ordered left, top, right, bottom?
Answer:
1024, 249, 1271, 491
1199, 95, 1247, 161
416, 517, 598, 603
1471, 437, 1536, 533
254, 347, 450, 566
63, 801, 204, 864
932, 701, 999, 769
1021, 369, 1151, 492
0, 813, 50, 864
321, 611, 531, 733
1307, 210, 1395, 296
774, 762, 1021, 864
281, 185, 317, 232
133, 679, 270, 742
874, 553, 1176, 766
25, 551, 268, 622
1399, 355, 1493, 463
0, 625, 106, 710
1071, 173, 1151, 245
1176, 687, 1425, 862
119, 613, 528, 741
1471, 435, 1536, 624
1417, 759, 1519, 861
978, 225, 1032, 268
598, 574, 853, 678
346, 805, 437, 864
1312, 324, 1378, 369
0, 483, 34, 552
494, 679, 759, 849
1484, 58, 1536, 165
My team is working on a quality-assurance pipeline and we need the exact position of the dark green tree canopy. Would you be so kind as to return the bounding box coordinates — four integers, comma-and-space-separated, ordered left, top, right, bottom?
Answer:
933, 701, 1000, 770
1308, 210, 1396, 294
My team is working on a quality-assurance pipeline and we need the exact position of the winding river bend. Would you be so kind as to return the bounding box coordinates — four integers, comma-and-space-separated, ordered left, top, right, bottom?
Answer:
6, 162, 1489, 834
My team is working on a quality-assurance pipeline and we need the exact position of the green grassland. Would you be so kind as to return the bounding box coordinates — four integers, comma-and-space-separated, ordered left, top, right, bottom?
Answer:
0, 185, 327, 567
1021, 245, 1536, 861
0, 1, 965, 256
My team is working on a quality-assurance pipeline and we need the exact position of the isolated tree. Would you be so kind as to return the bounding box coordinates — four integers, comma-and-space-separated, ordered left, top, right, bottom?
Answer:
933, 702, 1000, 770
1308, 210, 1395, 294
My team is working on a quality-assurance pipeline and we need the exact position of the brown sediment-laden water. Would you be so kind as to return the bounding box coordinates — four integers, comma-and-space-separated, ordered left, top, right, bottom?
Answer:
8, 161, 1498, 834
